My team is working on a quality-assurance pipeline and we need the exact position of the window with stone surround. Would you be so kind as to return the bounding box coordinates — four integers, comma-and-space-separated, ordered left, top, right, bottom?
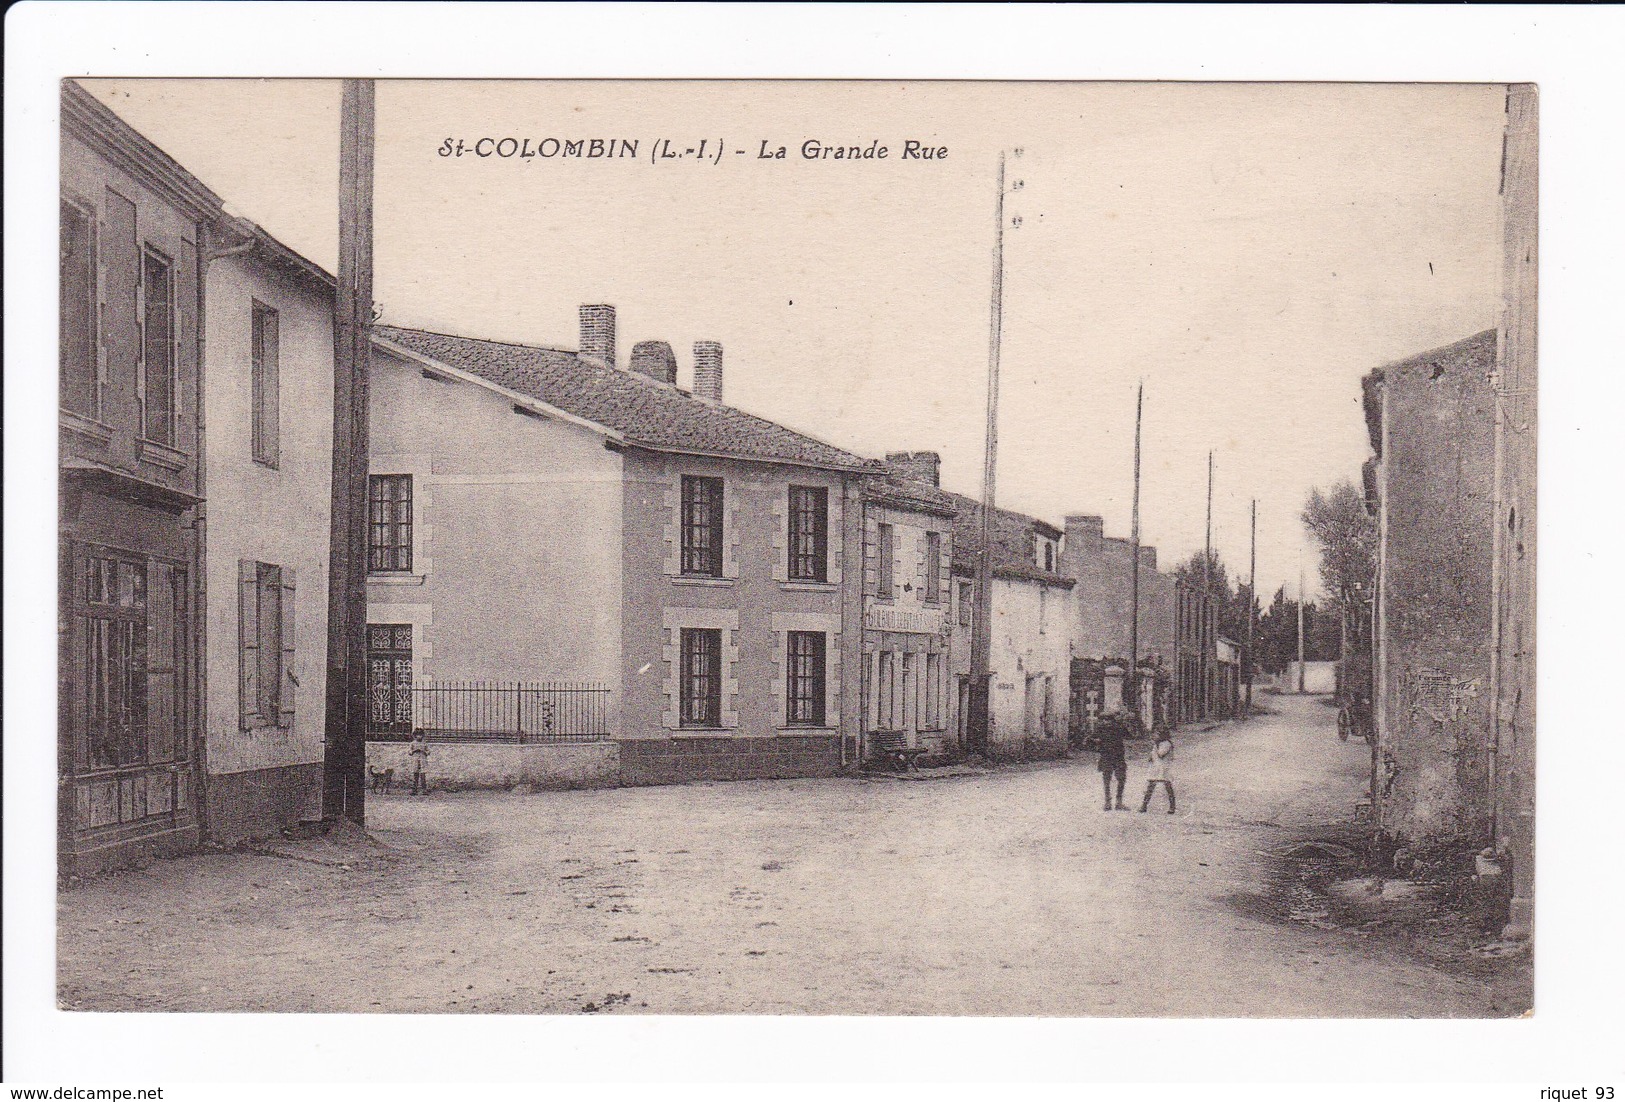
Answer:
785, 631, 827, 726
680, 627, 722, 727
876, 523, 895, 598
924, 531, 942, 604
788, 485, 828, 582
681, 475, 724, 577
368, 474, 414, 573
141, 247, 176, 445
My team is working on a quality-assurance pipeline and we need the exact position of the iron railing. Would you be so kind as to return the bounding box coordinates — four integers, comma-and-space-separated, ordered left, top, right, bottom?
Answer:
370, 681, 611, 743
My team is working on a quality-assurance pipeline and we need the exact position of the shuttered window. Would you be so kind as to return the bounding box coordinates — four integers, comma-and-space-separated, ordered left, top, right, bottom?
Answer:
60, 200, 99, 416
875, 523, 895, 598
239, 560, 296, 729
924, 531, 942, 603
251, 302, 280, 467
141, 248, 176, 445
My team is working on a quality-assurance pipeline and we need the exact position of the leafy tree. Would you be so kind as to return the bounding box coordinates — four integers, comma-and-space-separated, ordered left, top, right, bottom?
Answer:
1302, 480, 1376, 630
1172, 549, 1257, 642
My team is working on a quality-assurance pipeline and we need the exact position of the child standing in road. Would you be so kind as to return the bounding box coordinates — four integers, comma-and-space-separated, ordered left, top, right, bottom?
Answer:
1139, 735, 1176, 814
409, 729, 430, 796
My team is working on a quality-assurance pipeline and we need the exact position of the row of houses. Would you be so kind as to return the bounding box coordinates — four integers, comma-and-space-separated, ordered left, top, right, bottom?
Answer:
1358, 85, 1536, 939
57, 83, 1242, 875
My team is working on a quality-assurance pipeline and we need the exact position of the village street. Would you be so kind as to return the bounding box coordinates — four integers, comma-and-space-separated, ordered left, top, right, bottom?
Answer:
57, 694, 1528, 1017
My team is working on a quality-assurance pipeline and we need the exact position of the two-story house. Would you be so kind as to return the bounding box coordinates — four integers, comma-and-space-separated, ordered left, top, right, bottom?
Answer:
58, 83, 338, 872
860, 453, 959, 762
364, 306, 874, 786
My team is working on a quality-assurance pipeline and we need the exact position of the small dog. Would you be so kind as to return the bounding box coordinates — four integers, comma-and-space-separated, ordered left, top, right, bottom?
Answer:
368, 766, 394, 795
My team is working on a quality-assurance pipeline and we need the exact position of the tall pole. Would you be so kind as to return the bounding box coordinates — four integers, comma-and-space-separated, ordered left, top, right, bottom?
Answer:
968, 152, 1006, 756
323, 79, 375, 825
1297, 558, 1307, 694
1246, 497, 1256, 717
1201, 450, 1213, 718
1128, 381, 1143, 726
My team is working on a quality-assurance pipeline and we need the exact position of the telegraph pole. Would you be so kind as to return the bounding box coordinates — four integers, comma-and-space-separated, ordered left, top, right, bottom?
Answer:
323, 79, 376, 825
1128, 381, 1143, 725
968, 152, 1008, 756
1297, 559, 1308, 694
1201, 450, 1213, 718
1246, 497, 1256, 717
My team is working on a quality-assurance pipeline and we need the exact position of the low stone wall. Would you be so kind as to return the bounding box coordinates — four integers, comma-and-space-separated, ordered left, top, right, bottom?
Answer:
618, 734, 847, 786
366, 741, 620, 791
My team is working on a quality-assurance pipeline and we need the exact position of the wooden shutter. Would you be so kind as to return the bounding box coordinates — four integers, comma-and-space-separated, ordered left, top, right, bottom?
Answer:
263, 307, 280, 469
278, 567, 297, 726
238, 559, 260, 728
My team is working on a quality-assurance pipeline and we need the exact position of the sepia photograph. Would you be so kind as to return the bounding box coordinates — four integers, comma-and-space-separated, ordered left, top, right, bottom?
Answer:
48, 74, 1534, 1019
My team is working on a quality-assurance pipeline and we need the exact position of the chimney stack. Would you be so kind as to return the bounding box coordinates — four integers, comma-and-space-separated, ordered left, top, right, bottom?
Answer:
579, 304, 617, 367
1065, 514, 1106, 549
1138, 545, 1158, 572
693, 341, 724, 404
629, 340, 677, 385
885, 451, 942, 487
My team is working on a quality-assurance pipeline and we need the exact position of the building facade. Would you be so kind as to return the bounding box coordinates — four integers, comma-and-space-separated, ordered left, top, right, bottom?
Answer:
862, 454, 960, 761
59, 83, 340, 870
1363, 330, 1499, 848
364, 307, 872, 786
949, 496, 1074, 762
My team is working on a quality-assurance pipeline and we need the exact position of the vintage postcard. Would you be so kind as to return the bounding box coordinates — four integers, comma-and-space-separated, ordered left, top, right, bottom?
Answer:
46, 74, 1536, 1026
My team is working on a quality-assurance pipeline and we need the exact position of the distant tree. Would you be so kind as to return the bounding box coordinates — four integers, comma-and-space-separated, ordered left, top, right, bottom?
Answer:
1254, 586, 1340, 673
1172, 549, 1256, 642
1302, 480, 1376, 630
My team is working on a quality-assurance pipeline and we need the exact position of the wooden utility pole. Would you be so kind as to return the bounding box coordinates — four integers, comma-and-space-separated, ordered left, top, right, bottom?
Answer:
323, 79, 376, 825
1128, 381, 1143, 724
1201, 449, 1213, 718
1246, 497, 1256, 717
968, 152, 1007, 756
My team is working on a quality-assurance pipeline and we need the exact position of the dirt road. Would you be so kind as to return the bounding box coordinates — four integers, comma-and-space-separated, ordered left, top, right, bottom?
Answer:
57, 694, 1530, 1015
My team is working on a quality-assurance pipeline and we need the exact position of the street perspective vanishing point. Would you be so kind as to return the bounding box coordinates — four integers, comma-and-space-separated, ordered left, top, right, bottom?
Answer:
54, 79, 1534, 1017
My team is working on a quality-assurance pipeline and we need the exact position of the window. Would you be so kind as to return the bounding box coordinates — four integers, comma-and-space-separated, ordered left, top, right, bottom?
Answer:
925, 653, 942, 729
788, 486, 828, 582
251, 302, 280, 467
76, 549, 187, 773
60, 200, 98, 416
786, 631, 826, 726
958, 581, 973, 626
875, 523, 895, 598
924, 531, 942, 603
1043, 541, 1055, 573
367, 624, 414, 735
680, 628, 722, 727
239, 560, 295, 729
368, 474, 414, 572
681, 476, 724, 576
877, 651, 895, 729
141, 248, 176, 445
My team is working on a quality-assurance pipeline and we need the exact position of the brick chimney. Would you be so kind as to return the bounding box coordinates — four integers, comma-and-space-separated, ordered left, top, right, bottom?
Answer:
1138, 546, 1158, 572
579, 304, 616, 367
885, 451, 942, 487
629, 340, 677, 384
693, 341, 724, 404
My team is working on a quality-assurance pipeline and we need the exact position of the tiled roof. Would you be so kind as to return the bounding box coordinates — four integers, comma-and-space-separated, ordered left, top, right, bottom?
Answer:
374, 326, 869, 471
943, 490, 1075, 588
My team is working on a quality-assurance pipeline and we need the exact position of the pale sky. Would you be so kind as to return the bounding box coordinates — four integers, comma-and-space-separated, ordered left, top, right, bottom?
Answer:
81, 79, 1509, 597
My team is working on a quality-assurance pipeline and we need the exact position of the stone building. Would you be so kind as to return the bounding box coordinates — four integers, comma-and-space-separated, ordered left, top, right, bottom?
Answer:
946, 494, 1074, 762
58, 83, 337, 871
864, 453, 961, 761
1362, 329, 1499, 848
364, 306, 873, 787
